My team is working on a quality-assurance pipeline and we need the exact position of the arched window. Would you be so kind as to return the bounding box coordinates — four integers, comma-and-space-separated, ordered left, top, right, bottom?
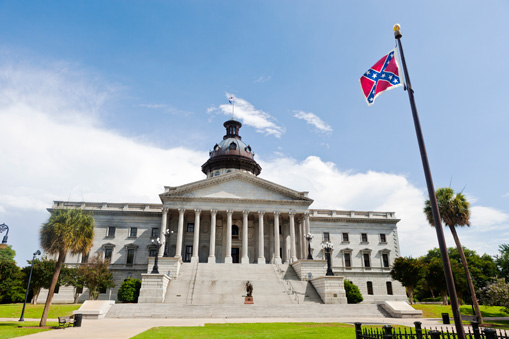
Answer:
229, 142, 237, 150
215, 171, 220, 176
232, 225, 239, 238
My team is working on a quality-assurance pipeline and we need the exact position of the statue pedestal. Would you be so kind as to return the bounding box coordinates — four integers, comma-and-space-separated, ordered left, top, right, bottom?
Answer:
244, 296, 254, 304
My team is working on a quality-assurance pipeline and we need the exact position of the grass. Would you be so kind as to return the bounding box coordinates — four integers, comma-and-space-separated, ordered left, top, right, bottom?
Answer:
132, 323, 412, 339
0, 303, 80, 319
411, 304, 509, 319
0, 321, 58, 339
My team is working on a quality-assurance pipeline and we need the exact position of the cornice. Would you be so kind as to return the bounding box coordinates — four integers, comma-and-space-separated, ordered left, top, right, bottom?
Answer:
162, 196, 311, 206
309, 216, 401, 224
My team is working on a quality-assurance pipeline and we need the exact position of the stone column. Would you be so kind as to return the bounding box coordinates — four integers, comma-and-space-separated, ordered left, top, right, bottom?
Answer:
299, 220, 305, 259
289, 211, 297, 263
283, 221, 290, 264
273, 211, 281, 264
191, 209, 201, 263
208, 209, 217, 263
225, 210, 233, 264
175, 208, 185, 259
305, 212, 310, 234
159, 208, 168, 257
241, 210, 249, 264
257, 211, 265, 264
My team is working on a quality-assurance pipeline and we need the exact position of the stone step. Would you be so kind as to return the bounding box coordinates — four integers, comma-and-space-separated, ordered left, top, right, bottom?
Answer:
106, 303, 385, 319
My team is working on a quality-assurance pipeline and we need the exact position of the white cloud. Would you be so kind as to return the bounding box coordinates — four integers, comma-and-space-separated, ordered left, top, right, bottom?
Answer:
254, 75, 272, 83
293, 111, 333, 134
470, 206, 509, 232
139, 104, 192, 116
503, 193, 509, 198
208, 93, 285, 138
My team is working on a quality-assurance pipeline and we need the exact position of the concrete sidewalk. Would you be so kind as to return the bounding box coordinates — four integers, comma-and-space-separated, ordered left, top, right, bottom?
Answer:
2, 316, 463, 339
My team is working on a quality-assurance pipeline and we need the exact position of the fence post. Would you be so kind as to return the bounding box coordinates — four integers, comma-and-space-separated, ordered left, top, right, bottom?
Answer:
429, 330, 442, 339
383, 325, 393, 339
470, 321, 481, 339
354, 322, 362, 339
414, 321, 423, 339
483, 328, 497, 339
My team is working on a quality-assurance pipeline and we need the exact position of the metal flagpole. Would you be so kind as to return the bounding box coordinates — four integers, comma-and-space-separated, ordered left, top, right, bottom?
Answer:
393, 24, 466, 339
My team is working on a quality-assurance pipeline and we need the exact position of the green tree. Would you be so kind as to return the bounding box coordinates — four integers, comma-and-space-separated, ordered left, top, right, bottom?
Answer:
390, 257, 423, 304
479, 279, 509, 312
22, 257, 58, 305
60, 266, 85, 304
424, 187, 483, 323
117, 278, 142, 303
344, 279, 363, 304
39, 208, 94, 326
78, 254, 115, 300
0, 260, 25, 303
496, 244, 509, 281
0, 245, 16, 262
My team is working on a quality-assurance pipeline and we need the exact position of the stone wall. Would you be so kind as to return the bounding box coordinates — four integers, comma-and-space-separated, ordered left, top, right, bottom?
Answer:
138, 274, 171, 303
310, 276, 347, 304
291, 260, 326, 280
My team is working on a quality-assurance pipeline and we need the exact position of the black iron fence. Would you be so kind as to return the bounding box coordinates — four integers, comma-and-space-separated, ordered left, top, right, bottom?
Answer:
355, 321, 508, 339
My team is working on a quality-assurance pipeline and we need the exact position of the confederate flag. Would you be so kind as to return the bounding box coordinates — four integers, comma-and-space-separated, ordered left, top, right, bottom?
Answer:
360, 48, 403, 106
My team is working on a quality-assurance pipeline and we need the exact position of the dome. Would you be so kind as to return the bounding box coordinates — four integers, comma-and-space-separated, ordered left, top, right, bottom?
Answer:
201, 119, 262, 177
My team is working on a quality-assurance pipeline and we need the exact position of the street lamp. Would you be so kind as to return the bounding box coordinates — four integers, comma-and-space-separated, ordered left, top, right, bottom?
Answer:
321, 241, 334, 276
19, 250, 41, 322
305, 233, 314, 260
163, 230, 173, 257
0, 223, 9, 244
151, 238, 162, 274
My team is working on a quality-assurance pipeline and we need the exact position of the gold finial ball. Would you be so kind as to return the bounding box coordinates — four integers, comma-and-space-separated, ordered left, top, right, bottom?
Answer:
393, 24, 401, 32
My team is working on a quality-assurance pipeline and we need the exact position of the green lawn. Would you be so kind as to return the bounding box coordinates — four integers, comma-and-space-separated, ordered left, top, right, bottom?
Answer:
0, 321, 58, 339
412, 304, 509, 319
131, 323, 406, 339
0, 304, 80, 319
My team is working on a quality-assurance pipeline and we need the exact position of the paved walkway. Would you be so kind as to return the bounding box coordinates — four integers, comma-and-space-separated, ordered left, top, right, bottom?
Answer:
1, 316, 472, 339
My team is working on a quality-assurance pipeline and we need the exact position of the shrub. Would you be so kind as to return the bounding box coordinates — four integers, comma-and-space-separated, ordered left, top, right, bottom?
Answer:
117, 278, 142, 303
344, 279, 363, 304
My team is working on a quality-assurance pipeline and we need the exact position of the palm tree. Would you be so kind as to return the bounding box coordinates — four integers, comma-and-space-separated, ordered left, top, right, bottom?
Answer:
39, 208, 94, 327
424, 187, 483, 324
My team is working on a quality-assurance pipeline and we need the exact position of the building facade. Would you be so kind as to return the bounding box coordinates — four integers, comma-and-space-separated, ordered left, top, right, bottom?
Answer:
42, 119, 406, 304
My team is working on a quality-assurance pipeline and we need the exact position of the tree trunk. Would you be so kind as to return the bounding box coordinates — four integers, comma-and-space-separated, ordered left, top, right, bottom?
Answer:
440, 290, 448, 305
31, 287, 41, 305
449, 225, 484, 324
39, 251, 64, 327
407, 287, 414, 305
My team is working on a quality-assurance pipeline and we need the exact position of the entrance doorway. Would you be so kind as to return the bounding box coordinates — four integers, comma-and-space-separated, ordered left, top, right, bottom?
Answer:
232, 248, 240, 263
184, 245, 193, 262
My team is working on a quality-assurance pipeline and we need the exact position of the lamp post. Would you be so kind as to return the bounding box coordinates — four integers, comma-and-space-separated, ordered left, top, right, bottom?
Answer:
321, 241, 334, 276
151, 238, 162, 274
0, 223, 9, 244
163, 230, 173, 257
305, 233, 314, 259
19, 250, 41, 322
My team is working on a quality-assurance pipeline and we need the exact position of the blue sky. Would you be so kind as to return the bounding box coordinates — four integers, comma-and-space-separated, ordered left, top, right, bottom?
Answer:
1, 1, 508, 265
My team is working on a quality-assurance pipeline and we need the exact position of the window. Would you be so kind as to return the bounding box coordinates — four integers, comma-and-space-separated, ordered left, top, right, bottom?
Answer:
76, 286, 83, 294
99, 285, 107, 294
382, 253, 390, 268
184, 246, 193, 262
149, 248, 158, 257
107, 227, 116, 237
130, 227, 138, 238
151, 228, 160, 238
344, 253, 351, 268
342, 233, 349, 242
187, 223, 194, 232
361, 233, 368, 243
380, 233, 387, 243
323, 232, 330, 242
127, 249, 135, 265
367, 281, 373, 295
81, 252, 89, 263
386, 281, 393, 295
104, 248, 113, 261
279, 225, 282, 234
363, 253, 371, 268
229, 142, 237, 150
232, 225, 239, 238
215, 171, 220, 176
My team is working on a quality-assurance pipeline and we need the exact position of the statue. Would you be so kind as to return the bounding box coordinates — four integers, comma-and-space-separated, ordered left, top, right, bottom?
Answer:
245, 281, 253, 298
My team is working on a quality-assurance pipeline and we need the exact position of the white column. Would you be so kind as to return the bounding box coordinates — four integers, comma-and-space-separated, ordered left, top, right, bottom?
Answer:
159, 208, 168, 256
191, 209, 201, 263
241, 210, 249, 264
257, 211, 265, 264
225, 210, 233, 264
208, 209, 217, 263
305, 212, 310, 234
289, 211, 297, 263
175, 208, 185, 259
299, 220, 305, 259
273, 211, 281, 264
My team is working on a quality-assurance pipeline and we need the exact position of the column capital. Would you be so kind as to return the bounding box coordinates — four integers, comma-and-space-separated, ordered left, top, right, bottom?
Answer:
210, 209, 218, 215
288, 211, 296, 216
242, 210, 250, 216
226, 210, 234, 215
258, 211, 265, 216
178, 208, 186, 214
162, 207, 169, 213
273, 211, 281, 217
303, 212, 310, 217
194, 208, 202, 214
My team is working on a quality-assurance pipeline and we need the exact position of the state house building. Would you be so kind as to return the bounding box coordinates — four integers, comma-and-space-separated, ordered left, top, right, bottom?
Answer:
42, 119, 407, 305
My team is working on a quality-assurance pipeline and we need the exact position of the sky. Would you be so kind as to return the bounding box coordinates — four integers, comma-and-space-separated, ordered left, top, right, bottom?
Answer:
1, 1, 508, 265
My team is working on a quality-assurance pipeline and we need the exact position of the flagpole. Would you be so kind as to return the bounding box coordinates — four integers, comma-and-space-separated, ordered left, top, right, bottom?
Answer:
393, 24, 466, 339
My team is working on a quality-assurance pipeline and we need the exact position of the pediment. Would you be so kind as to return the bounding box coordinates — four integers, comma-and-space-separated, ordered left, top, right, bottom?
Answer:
160, 172, 312, 203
